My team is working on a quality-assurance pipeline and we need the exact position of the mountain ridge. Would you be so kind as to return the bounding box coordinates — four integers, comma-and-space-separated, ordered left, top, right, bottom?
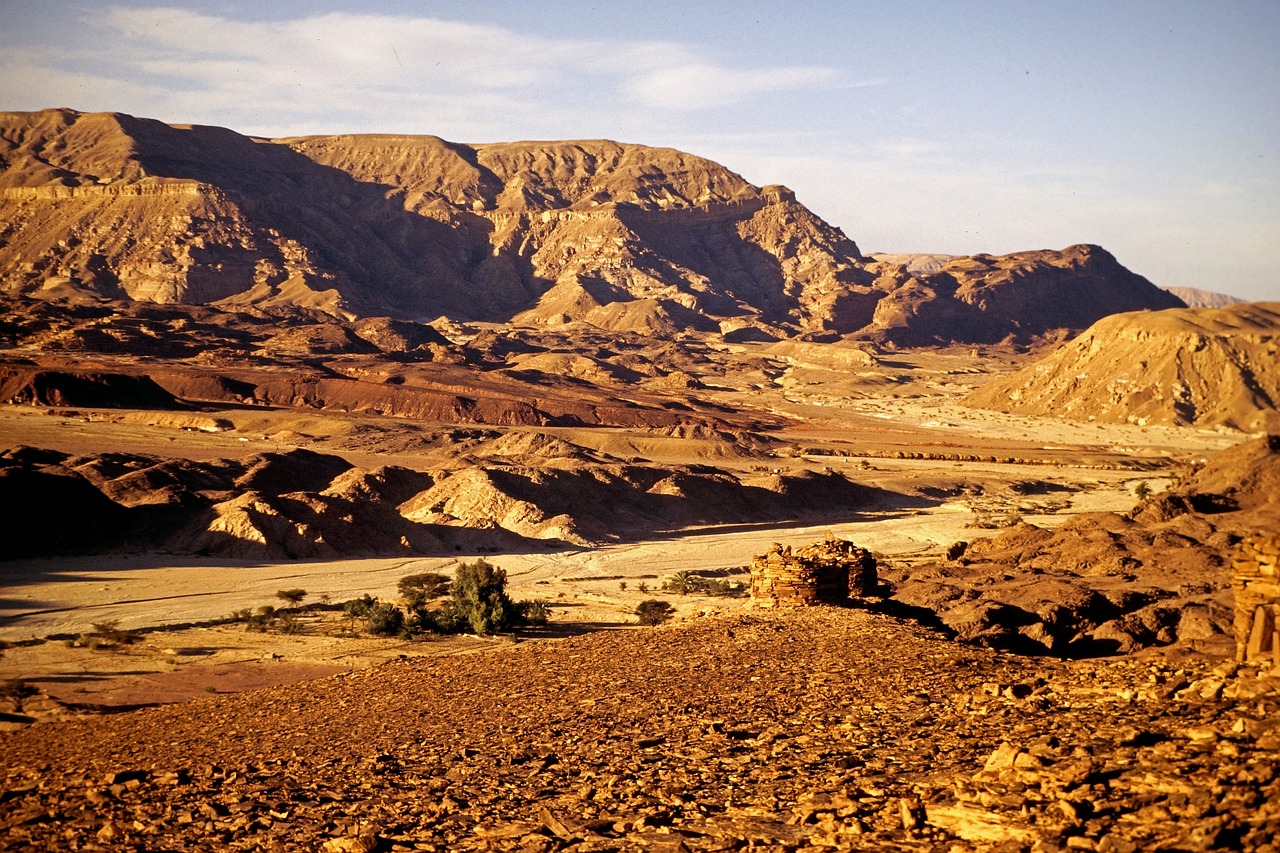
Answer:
2, 108, 1182, 343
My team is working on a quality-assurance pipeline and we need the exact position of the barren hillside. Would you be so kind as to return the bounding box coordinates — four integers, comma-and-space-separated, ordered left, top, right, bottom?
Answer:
963, 302, 1280, 431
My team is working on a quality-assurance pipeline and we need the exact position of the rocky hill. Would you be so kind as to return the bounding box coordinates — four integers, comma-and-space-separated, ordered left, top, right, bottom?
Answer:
881, 434, 1280, 657
963, 302, 1280, 431
0, 439, 897, 560
1, 108, 1180, 344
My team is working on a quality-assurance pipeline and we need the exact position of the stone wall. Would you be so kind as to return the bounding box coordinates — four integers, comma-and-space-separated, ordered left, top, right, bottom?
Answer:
1233, 533, 1280, 666
750, 537, 877, 608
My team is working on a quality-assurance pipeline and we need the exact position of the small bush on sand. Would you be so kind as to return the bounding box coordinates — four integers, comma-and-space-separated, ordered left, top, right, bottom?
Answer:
636, 600, 675, 626
78, 620, 142, 648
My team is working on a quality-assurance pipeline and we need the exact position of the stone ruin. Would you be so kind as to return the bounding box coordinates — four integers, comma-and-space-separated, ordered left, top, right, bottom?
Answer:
749, 537, 877, 608
1234, 532, 1280, 667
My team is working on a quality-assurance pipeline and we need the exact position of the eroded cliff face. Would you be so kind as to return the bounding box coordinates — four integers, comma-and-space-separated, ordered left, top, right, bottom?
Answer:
2, 108, 1179, 342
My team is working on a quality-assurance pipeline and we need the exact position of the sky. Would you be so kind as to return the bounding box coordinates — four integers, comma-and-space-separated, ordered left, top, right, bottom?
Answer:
1, 0, 1277, 301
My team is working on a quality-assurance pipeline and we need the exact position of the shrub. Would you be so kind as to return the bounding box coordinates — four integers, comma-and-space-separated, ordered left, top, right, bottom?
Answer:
406, 602, 444, 634
344, 595, 376, 620
276, 588, 307, 605
636, 600, 675, 626
517, 599, 551, 627
663, 570, 697, 595
399, 572, 452, 601
81, 620, 141, 648
364, 602, 406, 636
1135, 481, 1152, 501
451, 559, 515, 634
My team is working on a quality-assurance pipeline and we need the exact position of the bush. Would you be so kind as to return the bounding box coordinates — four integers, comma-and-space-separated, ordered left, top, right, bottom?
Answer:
364, 602, 406, 636
344, 595, 376, 620
663, 570, 697, 596
516, 599, 551, 627
1135, 481, 1152, 501
398, 572, 452, 601
636, 600, 675, 626
451, 559, 515, 634
82, 620, 141, 648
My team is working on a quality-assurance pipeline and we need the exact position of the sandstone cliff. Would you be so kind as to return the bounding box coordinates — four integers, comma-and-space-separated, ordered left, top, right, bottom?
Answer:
2, 108, 1180, 342
963, 302, 1280, 431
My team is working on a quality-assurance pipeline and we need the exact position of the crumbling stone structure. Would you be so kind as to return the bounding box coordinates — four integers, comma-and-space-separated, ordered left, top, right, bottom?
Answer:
1234, 533, 1280, 667
750, 537, 877, 608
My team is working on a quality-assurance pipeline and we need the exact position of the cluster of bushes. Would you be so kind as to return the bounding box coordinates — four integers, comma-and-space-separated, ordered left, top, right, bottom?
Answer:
65, 620, 142, 650
661, 570, 742, 597
232, 560, 551, 639
967, 510, 1025, 529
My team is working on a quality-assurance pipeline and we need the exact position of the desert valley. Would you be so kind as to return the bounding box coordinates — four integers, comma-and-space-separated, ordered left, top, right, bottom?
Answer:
0, 108, 1278, 851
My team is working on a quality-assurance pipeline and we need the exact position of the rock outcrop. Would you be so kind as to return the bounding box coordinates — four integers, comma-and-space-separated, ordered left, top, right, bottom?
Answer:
882, 434, 1280, 657
963, 302, 1280, 431
0, 441, 895, 560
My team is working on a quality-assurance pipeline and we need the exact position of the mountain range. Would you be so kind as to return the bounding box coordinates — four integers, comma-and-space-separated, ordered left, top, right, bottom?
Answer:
2, 108, 1184, 345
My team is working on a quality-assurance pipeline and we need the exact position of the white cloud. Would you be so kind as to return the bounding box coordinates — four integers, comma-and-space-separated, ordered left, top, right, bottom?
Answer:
39, 7, 855, 136
623, 64, 842, 111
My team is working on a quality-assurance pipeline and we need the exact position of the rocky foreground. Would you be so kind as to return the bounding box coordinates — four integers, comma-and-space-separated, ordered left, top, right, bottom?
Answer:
2, 609, 1277, 852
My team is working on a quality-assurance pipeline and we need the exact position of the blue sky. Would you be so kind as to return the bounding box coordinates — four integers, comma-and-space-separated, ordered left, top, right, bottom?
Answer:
2, 1, 1277, 300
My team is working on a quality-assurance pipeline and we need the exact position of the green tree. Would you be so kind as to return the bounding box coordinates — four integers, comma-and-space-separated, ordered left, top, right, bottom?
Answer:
276, 588, 307, 605
398, 572, 452, 601
451, 559, 514, 634
1135, 481, 1152, 501
663, 570, 697, 596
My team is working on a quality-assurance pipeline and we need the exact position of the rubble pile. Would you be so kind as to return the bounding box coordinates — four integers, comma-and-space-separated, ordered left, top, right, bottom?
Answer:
1235, 533, 1280, 666
749, 537, 877, 608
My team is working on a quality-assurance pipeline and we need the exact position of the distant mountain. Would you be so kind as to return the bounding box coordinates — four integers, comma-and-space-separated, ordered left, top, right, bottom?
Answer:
963, 301, 1280, 432
1, 108, 1181, 343
1162, 286, 1245, 308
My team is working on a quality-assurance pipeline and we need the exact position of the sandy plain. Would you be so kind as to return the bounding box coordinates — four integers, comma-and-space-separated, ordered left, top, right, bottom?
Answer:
0, 344, 1245, 717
